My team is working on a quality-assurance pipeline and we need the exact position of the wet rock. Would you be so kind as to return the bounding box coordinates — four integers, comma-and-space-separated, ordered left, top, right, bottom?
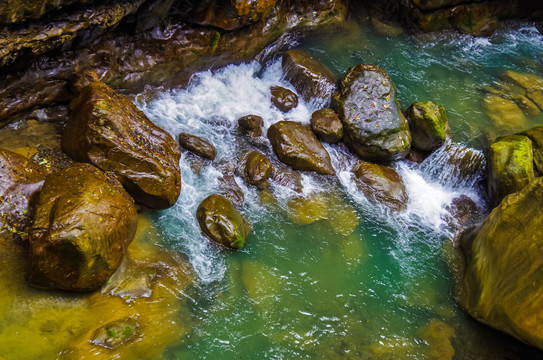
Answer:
0, 0, 87, 24
91, 318, 138, 350
178, 132, 217, 160
270, 86, 298, 112
483, 94, 527, 136
458, 176, 543, 351
196, 194, 251, 249
352, 161, 408, 211
518, 125, 543, 175
370, 17, 404, 37
406, 101, 450, 151
406, 147, 428, 163
502, 70, 543, 111
238, 115, 264, 137
62, 71, 181, 210
487, 135, 535, 206
333, 64, 411, 161
272, 167, 303, 192
310, 108, 343, 143
444, 195, 479, 229
288, 194, 329, 225
483, 80, 540, 117
268, 120, 335, 175
217, 161, 245, 205
281, 49, 337, 104
245, 151, 273, 186
28, 163, 138, 291
420, 319, 456, 360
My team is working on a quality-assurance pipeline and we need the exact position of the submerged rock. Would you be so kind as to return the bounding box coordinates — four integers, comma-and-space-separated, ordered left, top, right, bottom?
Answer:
310, 108, 343, 143
90, 318, 138, 350
458, 176, 543, 351
272, 167, 303, 193
196, 194, 251, 249
333, 64, 411, 161
502, 70, 543, 110
406, 101, 450, 151
178, 132, 217, 160
281, 49, 337, 104
268, 121, 335, 175
288, 194, 329, 225
238, 115, 264, 137
487, 135, 534, 206
352, 161, 408, 211
28, 163, 138, 291
270, 86, 298, 112
62, 71, 181, 210
483, 94, 527, 135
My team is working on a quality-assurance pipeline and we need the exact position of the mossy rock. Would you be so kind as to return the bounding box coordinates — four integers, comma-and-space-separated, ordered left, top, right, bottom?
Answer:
196, 194, 250, 249
270, 86, 298, 112
518, 125, 543, 175
310, 108, 343, 143
487, 135, 535, 206
178, 132, 216, 160
406, 101, 450, 151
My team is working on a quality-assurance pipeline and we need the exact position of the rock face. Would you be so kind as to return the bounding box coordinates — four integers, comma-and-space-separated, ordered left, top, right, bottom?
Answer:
519, 125, 543, 175
61, 72, 181, 210
245, 151, 273, 186
406, 101, 450, 151
267, 121, 335, 175
196, 194, 251, 249
310, 108, 343, 143
458, 177, 543, 350
28, 163, 138, 291
333, 64, 411, 161
178, 132, 217, 160
270, 86, 298, 112
352, 161, 408, 211
282, 49, 337, 104
238, 115, 264, 137
487, 135, 535, 206
0, 0, 88, 24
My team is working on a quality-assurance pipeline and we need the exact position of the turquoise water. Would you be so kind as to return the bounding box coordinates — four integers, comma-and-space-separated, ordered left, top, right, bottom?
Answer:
137, 17, 543, 360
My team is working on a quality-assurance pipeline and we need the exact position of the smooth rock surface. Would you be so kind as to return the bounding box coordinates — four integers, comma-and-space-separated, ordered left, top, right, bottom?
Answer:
178, 132, 217, 160
310, 108, 343, 143
406, 101, 450, 151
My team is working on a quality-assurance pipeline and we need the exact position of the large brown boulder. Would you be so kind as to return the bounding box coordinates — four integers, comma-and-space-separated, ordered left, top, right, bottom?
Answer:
332, 64, 411, 161
458, 177, 543, 350
267, 121, 335, 175
62, 71, 181, 210
282, 49, 337, 103
178, 132, 216, 160
28, 163, 138, 291
196, 194, 251, 249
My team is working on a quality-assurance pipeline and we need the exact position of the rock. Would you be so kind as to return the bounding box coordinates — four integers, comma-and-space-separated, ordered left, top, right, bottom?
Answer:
310, 108, 343, 143
458, 176, 543, 351
287, 194, 329, 225
267, 120, 335, 175
483, 94, 527, 135
281, 49, 337, 104
61, 71, 181, 210
370, 17, 404, 37
406, 101, 450, 151
518, 125, 543, 175
90, 318, 138, 350
270, 86, 298, 112
0, 0, 87, 24
0, 149, 46, 238
196, 194, 251, 249
28, 163, 138, 291
238, 115, 264, 137
487, 135, 535, 206
352, 161, 408, 211
217, 162, 245, 205
444, 195, 479, 229
245, 151, 273, 186
272, 167, 303, 193
406, 147, 428, 163
502, 70, 543, 110
178, 132, 217, 160
333, 64, 411, 161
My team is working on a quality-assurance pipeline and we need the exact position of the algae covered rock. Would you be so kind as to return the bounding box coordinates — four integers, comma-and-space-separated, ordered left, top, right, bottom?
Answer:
270, 86, 298, 112
238, 115, 264, 137
178, 132, 217, 160
62, 71, 181, 210
333, 64, 411, 161
519, 125, 543, 175
310, 108, 343, 143
268, 121, 335, 175
458, 177, 543, 350
196, 194, 251, 249
487, 135, 534, 206
406, 101, 450, 151
282, 49, 337, 104
28, 163, 138, 291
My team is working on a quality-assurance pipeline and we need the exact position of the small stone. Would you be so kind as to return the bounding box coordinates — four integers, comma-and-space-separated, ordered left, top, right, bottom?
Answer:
270, 86, 298, 112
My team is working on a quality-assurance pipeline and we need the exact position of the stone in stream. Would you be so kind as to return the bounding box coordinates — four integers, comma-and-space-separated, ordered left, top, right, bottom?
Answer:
270, 86, 298, 112
332, 64, 411, 161
457, 176, 543, 351
518, 125, 543, 175
267, 120, 335, 175
178, 132, 217, 160
487, 135, 535, 206
238, 115, 264, 137
28, 163, 138, 291
483, 94, 527, 135
310, 108, 343, 143
272, 166, 304, 193
406, 101, 450, 152
62, 69, 181, 210
243, 151, 273, 187
196, 194, 251, 250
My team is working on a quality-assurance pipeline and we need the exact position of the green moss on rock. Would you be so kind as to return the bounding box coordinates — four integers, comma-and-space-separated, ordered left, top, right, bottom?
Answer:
406, 101, 450, 151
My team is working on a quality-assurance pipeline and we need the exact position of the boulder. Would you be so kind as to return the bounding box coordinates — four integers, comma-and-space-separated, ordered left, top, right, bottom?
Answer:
281, 49, 337, 104
270, 86, 298, 112
267, 120, 335, 175
444, 195, 479, 229
406, 101, 450, 151
502, 70, 543, 110
487, 135, 535, 206
272, 167, 303, 193
196, 194, 251, 249
332, 64, 411, 161
28, 163, 138, 291
518, 125, 543, 175
238, 115, 264, 137
352, 161, 408, 211
483, 94, 527, 134
245, 151, 273, 186
458, 176, 543, 350
310, 108, 343, 143
61, 71, 181, 210
178, 132, 217, 160
217, 161, 245, 205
